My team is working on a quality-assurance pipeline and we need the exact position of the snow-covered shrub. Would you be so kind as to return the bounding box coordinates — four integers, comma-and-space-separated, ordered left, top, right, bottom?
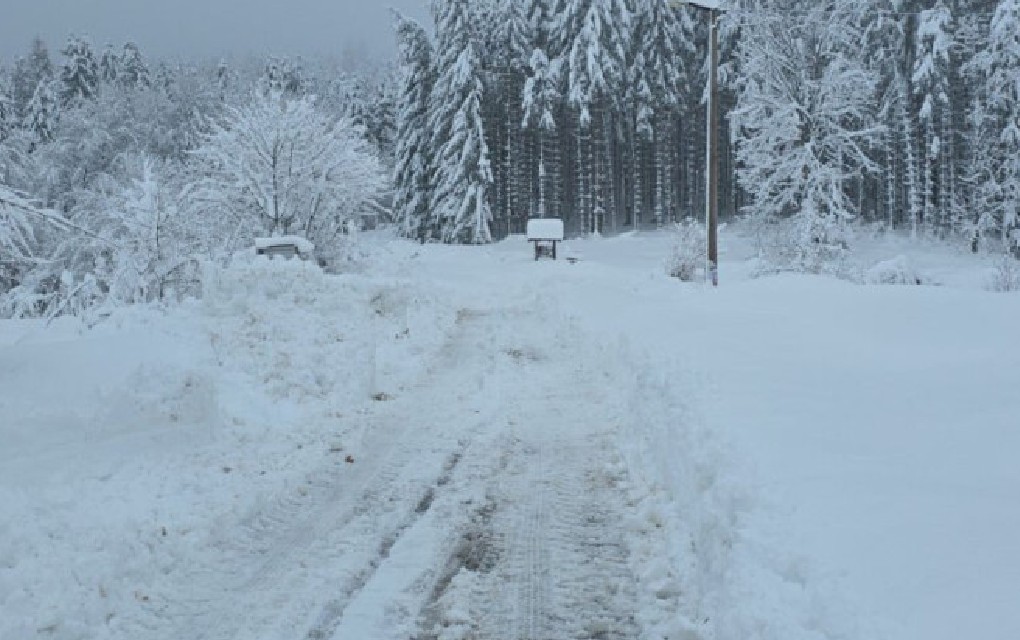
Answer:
751, 216, 852, 276
0, 185, 35, 264
188, 91, 386, 256
93, 156, 202, 305
0, 269, 102, 322
865, 255, 926, 285
665, 218, 707, 282
987, 254, 1020, 292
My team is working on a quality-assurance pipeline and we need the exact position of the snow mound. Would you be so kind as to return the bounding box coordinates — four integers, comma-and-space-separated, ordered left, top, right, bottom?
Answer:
104, 363, 219, 429
0, 253, 464, 640
604, 346, 868, 640
201, 251, 459, 405
985, 255, 1020, 292
865, 255, 927, 285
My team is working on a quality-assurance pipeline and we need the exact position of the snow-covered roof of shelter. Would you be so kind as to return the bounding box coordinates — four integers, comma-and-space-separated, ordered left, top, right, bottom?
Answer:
255, 236, 315, 254
526, 218, 565, 241
668, 0, 722, 9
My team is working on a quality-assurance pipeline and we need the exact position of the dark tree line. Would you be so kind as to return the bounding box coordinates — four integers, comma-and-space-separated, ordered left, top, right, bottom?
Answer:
395, 0, 1020, 257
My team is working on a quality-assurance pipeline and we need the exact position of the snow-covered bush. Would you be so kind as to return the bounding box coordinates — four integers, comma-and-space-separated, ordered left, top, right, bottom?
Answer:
865, 255, 926, 285
987, 254, 1020, 292
0, 185, 36, 266
2, 154, 208, 319
664, 218, 706, 282
92, 156, 201, 305
188, 91, 386, 258
751, 216, 852, 276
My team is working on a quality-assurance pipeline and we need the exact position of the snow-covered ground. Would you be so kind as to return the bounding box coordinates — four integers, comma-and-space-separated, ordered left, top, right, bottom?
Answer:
1, 228, 1017, 640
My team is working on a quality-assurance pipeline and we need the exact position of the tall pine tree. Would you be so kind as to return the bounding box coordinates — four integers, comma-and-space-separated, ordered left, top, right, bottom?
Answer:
553, 0, 631, 234
119, 42, 150, 90
392, 12, 436, 241
60, 35, 99, 106
971, 0, 1020, 254
429, 0, 494, 244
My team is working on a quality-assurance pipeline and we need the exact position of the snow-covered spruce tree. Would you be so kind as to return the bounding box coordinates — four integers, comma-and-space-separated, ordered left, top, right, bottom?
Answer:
10, 37, 54, 121
733, 5, 880, 272
189, 92, 385, 257
118, 42, 150, 90
491, 0, 531, 232
392, 12, 435, 241
859, 2, 913, 229
22, 79, 59, 146
626, 38, 653, 228
524, 0, 562, 220
428, 0, 494, 244
349, 76, 397, 165
260, 57, 305, 97
912, 2, 954, 234
631, 0, 694, 227
60, 35, 99, 106
216, 59, 231, 102
553, 0, 631, 234
99, 44, 119, 85
0, 81, 12, 142
522, 47, 560, 218
970, 0, 1020, 256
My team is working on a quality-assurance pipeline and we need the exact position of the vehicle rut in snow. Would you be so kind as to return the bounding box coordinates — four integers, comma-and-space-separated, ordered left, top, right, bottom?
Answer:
117, 301, 647, 640
412, 338, 641, 640
116, 307, 505, 640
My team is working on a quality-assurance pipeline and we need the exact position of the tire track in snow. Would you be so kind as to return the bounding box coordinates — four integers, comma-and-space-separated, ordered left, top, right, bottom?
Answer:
496, 421, 639, 639
117, 307, 505, 640
411, 343, 642, 640
117, 298, 645, 640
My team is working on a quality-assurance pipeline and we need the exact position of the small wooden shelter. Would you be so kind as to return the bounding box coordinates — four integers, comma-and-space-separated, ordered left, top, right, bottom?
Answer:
254, 236, 315, 260
526, 218, 564, 261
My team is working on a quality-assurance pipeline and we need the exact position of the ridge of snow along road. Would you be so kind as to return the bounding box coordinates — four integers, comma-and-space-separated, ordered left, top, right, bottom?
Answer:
0, 251, 462, 640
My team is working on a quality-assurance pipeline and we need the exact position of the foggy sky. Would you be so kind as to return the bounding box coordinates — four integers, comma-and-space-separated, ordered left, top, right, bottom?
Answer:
0, 0, 430, 63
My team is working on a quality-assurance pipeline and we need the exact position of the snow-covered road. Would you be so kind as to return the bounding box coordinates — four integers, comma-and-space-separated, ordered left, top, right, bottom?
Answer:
126, 301, 647, 640
6, 229, 1016, 640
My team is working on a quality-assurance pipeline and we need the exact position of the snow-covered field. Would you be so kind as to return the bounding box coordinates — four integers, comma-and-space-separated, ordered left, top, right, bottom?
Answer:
1, 228, 1017, 640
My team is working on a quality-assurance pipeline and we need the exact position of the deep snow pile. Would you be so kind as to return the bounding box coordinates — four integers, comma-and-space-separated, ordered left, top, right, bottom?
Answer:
863, 254, 927, 285
0, 251, 458, 640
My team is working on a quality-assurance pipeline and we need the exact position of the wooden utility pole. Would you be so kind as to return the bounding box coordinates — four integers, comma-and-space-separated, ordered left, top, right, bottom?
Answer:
669, 0, 721, 285
707, 8, 719, 286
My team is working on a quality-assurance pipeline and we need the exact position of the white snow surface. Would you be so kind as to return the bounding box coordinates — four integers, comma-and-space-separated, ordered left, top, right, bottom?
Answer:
1, 227, 1018, 640
526, 218, 565, 240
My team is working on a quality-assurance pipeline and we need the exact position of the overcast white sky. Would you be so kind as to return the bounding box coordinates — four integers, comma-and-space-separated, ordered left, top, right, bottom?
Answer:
0, 0, 430, 63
